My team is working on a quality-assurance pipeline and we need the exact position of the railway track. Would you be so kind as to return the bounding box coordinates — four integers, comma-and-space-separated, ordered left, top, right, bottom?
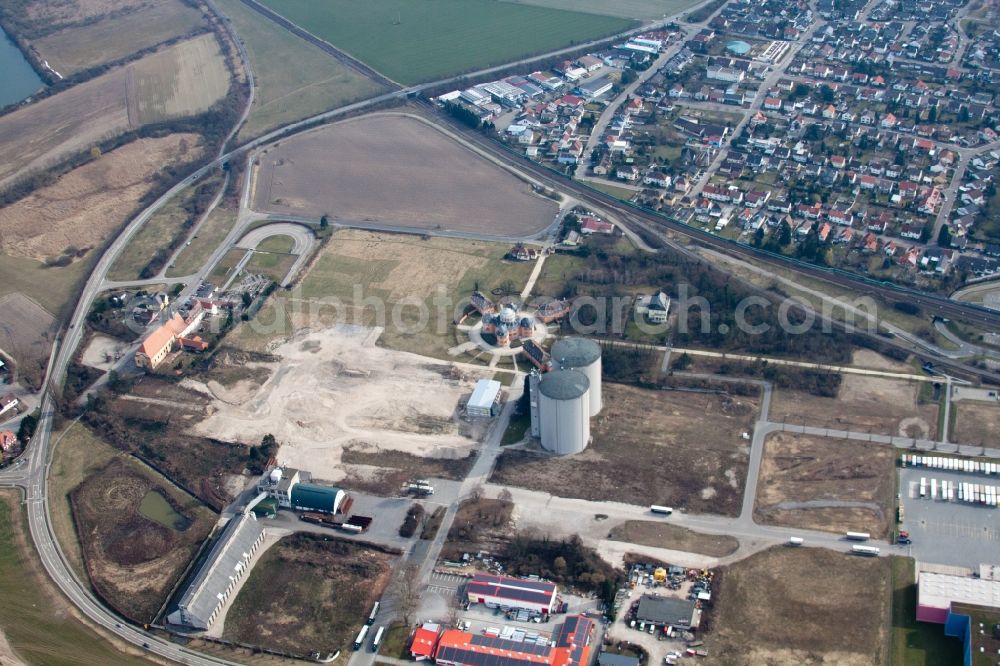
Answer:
427, 105, 1000, 331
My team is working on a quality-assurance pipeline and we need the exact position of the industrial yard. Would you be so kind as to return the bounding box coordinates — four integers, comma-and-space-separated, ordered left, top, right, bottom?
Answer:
492, 382, 758, 515
755, 433, 896, 538
192, 325, 489, 482
251, 114, 558, 236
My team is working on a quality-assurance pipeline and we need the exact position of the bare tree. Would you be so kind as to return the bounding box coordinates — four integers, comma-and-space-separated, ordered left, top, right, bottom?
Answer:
497, 487, 513, 503
397, 562, 422, 627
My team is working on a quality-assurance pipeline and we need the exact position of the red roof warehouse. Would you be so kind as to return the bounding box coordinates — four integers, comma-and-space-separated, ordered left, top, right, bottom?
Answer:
465, 574, 558, 614
432, 615, 594, 666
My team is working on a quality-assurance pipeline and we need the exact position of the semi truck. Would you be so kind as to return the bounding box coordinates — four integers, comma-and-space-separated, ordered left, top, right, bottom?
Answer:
787, 537, 804, 546
650, 505, 673, 515
367, 601, 380, 625
851, 545, 880, 556
353, 626, 369, 651
845, 531, 871, 541
371, 626, 385, 652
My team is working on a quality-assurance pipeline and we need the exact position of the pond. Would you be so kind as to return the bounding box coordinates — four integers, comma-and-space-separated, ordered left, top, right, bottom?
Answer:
0, 26, 45, 109
139, 490, 190, 531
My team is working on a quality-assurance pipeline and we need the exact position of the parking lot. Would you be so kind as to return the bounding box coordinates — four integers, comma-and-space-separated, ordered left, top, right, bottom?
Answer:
898, 467, 1000, 568
608, 574, 704, 665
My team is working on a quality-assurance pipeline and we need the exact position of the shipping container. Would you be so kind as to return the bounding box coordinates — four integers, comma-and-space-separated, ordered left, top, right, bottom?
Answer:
931, 478, 937, 500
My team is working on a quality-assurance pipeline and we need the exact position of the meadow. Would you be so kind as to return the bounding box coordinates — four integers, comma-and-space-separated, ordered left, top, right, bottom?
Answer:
501, 0, 707, 21
215, 0, 385, 140
255, 0, 635, 84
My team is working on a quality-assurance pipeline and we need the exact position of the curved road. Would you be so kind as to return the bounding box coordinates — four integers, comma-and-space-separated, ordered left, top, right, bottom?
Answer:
7, 0, 1000, 663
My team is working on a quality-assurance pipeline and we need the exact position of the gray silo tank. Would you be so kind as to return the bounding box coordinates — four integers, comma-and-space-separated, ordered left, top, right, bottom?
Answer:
551, 337, 602, 416
537, 369, 590, 455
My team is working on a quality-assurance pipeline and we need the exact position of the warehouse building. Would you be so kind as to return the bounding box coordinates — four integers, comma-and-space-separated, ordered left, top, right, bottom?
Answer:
635, 595, 698, 628
466, 573, 558, 614
291, 483, 348, 514
432, 615, 593, 666
467, 379, 503, 418
167, 511, 266, 630
257, 467, 348, 514
917, 566, 1000, 666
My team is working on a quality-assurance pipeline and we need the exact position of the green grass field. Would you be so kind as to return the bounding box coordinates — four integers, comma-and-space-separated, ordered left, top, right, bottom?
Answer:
256, 0, 636, 84
891, 557, 963, 665
501, 0, 705, 20
109, 171, 225, 282
0, 491, 154, 666
0, 253, 92, 319
166, 206, 238, 277
215, 0, 385, 141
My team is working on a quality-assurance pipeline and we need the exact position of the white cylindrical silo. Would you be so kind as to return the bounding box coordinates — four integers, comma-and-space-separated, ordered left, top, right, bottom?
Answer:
538, 369, 590, 455
551, 337, 602, 416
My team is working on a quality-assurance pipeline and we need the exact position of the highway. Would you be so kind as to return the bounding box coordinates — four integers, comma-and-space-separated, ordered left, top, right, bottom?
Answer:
5, 0, 1000, 661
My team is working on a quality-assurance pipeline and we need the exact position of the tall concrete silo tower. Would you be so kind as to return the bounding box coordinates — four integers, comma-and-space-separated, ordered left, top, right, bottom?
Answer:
537, 369, 590, 455
551, 337, 602, 416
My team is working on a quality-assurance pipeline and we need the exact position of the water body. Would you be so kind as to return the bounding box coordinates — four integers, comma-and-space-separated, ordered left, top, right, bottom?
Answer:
139, 490, 190, 530
0, 26, 44, 109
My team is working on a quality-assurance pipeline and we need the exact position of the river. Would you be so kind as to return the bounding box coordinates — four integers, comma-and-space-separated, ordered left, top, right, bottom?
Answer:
0, 26, 45, 109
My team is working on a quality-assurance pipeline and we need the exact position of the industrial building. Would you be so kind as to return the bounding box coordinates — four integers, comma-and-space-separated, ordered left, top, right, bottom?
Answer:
166, 511, 266, 630
257, 467, 348, 514
551, 337, 602, 416
467, 379, 503, 418
429, 615, 594, 666
466, 573, 558, 614
917, 566, 1000, 666
635, 595, 699, 628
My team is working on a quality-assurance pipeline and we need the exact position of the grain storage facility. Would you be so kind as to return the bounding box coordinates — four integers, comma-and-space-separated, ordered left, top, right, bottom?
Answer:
537, 369, 590, 455
551, 337, 602, 416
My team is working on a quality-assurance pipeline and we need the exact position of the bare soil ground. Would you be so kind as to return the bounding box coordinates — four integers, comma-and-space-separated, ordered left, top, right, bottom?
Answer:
705, 547, 890, 665
131, 32, 230, 124
491, 383, 760, 516
80, 333, 130, 371
70, 457, 216, 623
769, 373, 937, 439
0, 36, 225, 190
222, 534, 394, 654
606, 520, 739, 557
31, 0, 206, 76
0, 293, 56, 367
951, 401, 1000, 446
340, 444, 476, 496
252, 115, 557, 236
754, 433, 895, 538
191, 324, 491, 483
0, 134, 201, 262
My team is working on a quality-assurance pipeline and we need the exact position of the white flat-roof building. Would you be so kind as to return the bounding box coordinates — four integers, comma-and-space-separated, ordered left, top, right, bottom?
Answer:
467, 379, 502, 418
917, 570, 1000, 624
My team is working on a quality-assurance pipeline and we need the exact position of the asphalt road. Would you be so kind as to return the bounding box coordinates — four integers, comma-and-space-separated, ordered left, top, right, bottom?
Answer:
8, 0, 1000, 660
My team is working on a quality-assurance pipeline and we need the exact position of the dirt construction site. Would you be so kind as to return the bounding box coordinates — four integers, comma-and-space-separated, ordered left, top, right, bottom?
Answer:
251, 114, 558, 236
188, 324, 491, 483
754, 432, 896, 538
769, 371, 938, 439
